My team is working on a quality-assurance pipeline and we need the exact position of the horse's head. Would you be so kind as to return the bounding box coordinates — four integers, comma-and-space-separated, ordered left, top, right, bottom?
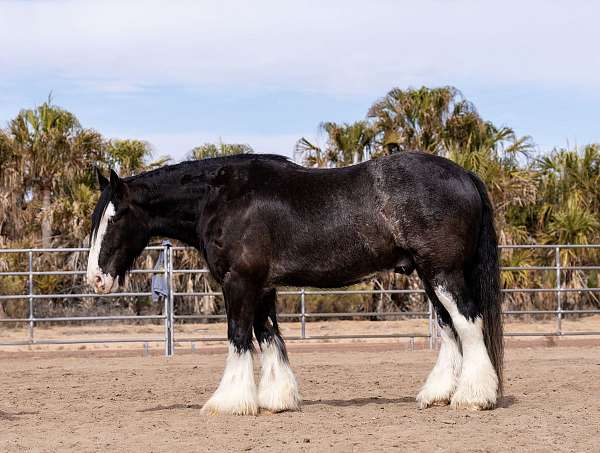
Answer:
86, 168, 151, 293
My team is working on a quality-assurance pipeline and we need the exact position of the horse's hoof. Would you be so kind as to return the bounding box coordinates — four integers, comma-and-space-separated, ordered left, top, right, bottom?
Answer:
200, 399, 259, 416
451, 402, 486, 411
257, 396, 302, 414
450, 398, 496, 411
199, 404, 219, 416
416, 385, 454, 409
417, 397, 450, 409
259, 404, 301, 414
449, 373, 498, 411
258, 378, 302, 413
429, 399, 451, 408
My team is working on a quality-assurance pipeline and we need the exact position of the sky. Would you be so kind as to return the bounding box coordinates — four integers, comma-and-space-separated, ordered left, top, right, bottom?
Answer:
1, 0, 599, 162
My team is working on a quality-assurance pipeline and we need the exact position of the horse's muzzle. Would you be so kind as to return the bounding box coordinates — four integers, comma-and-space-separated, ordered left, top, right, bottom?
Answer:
88, 273, 119, 294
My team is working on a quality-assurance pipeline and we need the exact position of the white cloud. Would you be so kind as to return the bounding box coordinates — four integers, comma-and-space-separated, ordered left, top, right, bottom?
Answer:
1, 0, 599, 96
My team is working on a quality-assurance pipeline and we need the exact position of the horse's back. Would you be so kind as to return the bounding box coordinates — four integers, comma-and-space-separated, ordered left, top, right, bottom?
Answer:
250, 153, 482, 286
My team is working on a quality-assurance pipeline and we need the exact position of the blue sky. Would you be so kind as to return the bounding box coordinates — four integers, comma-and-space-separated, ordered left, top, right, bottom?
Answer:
1, 0, 599, 161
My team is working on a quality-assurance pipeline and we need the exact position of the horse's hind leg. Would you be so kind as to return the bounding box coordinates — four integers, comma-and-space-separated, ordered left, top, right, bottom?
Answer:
200, 273, 260, 415
253, 288, 301, 412
433, 271, 498, 410
416, 280, 462, 409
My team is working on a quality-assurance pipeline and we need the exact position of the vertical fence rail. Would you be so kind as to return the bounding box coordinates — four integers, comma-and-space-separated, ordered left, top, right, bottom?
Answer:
556, 246, 562, 336
168, 244, 175, 355
163, 242, 175, 356
300, 288, 306, 339
28, 250, 34, 343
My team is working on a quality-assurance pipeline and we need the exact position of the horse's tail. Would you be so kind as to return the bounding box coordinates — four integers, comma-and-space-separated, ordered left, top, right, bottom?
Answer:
467, 172, 504, 396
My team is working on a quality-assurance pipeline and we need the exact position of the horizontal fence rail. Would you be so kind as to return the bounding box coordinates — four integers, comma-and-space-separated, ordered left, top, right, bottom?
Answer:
0, 244, 599, 355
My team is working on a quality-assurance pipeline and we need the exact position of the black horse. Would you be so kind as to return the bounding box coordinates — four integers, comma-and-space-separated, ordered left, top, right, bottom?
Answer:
86, 152, 503, 415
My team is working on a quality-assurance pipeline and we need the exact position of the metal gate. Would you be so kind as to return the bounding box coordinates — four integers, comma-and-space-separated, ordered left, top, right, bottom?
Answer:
1, 244, 599, 355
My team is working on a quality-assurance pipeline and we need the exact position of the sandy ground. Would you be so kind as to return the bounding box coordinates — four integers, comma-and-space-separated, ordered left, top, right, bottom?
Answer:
1, 343, 599, 453
2, 316, 600, 352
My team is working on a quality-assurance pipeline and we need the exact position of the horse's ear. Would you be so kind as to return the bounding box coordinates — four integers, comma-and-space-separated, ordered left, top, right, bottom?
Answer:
109, 169, 126, 195
96, 167, 109, 191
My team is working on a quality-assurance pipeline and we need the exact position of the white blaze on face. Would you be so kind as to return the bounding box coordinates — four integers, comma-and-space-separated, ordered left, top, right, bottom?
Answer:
86, 202, 117, 293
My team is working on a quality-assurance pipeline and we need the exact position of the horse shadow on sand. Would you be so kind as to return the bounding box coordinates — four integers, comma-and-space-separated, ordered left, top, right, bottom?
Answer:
303, 396, 414, 408
136, 398, 413, 413
0, 409, 39, 420
137, 395, 517, 412
304, 394, 517, 409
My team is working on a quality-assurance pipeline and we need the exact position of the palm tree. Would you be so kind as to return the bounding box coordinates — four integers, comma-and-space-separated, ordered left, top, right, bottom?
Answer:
535, 145, 600, 259
367, 86, 462, 155
188, 142, 253, 160
104, 139, 170, 176
293, 137, 329, 167
367, 86, 535, 162
295, 121, 375, 167
8, 101, 105, 247
0, 129, 20, 245
534, 145, 600, 309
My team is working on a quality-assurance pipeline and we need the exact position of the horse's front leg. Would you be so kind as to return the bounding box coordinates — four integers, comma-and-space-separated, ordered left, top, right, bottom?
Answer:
200, 272, 260, 415
254, 288, 301, 413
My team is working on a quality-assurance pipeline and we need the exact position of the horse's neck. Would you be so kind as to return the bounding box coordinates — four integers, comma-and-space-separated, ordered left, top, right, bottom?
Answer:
150, 209, 200, 248
134, 179, 204, 248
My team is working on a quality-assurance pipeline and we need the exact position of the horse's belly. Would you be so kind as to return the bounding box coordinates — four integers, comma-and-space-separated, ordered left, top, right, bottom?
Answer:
271, 237, 399, 288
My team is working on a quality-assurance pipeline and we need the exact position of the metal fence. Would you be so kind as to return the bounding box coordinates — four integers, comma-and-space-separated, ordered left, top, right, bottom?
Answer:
1, 244, 599, 355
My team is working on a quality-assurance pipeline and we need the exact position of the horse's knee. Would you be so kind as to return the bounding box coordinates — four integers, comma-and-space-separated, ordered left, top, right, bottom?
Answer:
253, 288, 278, 344
228, 319, 254, 352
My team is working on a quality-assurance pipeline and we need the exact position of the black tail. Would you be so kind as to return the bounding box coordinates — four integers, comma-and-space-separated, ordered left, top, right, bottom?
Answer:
467, 172, 504, 396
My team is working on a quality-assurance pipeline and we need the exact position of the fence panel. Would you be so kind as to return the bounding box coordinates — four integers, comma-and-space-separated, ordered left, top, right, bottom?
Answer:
0, 244, 599, 354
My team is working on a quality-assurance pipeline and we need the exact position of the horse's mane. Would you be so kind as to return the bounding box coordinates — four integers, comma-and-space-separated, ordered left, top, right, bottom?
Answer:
124, 154, 294, 184
90, 185, 112, 241
87, 154, 299, 212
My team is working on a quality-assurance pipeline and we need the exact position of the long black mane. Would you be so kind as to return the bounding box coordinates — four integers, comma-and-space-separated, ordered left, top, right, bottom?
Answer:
91, 154, 294, 241
127, 153, 294, 184
90, 184, 112, 241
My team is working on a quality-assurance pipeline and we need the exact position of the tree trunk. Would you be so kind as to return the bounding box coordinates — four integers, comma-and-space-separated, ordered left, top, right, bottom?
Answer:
41, 187, 53, 248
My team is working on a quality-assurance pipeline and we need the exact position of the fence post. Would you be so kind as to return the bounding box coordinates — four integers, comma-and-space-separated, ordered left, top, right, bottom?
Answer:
164, 242, 175, 356
555, 246, 562, 336
28, 250, 34, 344
300, 288, 306, 340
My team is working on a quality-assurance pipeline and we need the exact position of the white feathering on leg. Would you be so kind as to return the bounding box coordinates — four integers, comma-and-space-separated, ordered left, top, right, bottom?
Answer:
435, 287, 498, 410
258, 339, 301, 412
201, 344, 258, 415
416, 324, 462, 409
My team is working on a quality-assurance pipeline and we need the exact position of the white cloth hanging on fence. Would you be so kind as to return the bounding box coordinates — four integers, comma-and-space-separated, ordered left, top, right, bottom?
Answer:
151, 241, 171, 302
